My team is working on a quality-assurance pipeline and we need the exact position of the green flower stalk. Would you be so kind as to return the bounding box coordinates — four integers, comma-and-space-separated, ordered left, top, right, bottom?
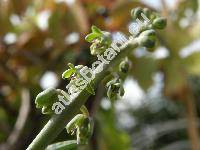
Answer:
27, 7, 167, 150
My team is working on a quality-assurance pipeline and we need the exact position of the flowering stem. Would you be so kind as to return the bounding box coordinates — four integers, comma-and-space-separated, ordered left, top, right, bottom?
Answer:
27, 39, 138, 150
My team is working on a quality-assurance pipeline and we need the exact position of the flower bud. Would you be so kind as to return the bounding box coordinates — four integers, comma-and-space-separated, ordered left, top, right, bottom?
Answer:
35, 88, 58, 108
119, 59, 130, 73
107, 86, 117, 100
66, 114, 86, 134
106, 78, 125, 100
86, 26, 112, 55
67, 115, 93, 145
90, 32, 112, 56
131, 7, 143, 19
137, 29, 156, 48
152, 17, 167, 29
90, 42, 105, 55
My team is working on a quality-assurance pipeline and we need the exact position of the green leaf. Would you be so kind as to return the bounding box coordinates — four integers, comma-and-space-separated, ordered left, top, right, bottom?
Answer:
91, 25, 102, 34
62, 63, 78, 79
85, 33, 100, 42
68, 63, 76, 70
62, 69, 75, 79
46, 140, 77, 150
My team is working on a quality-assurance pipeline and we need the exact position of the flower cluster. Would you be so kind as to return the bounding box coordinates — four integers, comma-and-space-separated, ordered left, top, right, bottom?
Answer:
66, 106, 93, 145
85, 26, 112, 55
34, 7, 167, 147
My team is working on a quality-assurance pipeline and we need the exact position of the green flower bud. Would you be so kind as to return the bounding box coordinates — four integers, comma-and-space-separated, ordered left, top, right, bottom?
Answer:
119, 59, 130, 73
90, 42, 106, 55
90, 31, 112, 55
106, 78, 125, 100
35, 88, 70, 114
152, 17, 167, 29
86, 25, 112, 55
137, 29, 156, 48
131, 7, 143, 19
77, 118, 93, 145
66, 114, 93, 145
107, 86, 117, 101
139, 36, 156, 48
35, 88, 59, 108
111, 83, 121, 93
66, 114, 86, 134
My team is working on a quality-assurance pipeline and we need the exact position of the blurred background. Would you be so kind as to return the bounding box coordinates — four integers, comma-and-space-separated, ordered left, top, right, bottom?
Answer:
0, 0, 200, 149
